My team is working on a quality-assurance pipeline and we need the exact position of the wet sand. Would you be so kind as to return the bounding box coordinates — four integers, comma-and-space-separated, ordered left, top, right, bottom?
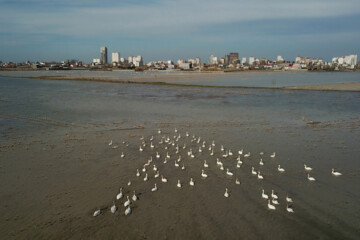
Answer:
0, 76, 360, 239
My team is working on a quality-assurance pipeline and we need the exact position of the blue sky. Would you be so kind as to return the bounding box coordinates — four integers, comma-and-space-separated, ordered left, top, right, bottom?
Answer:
0, 0, 359, 63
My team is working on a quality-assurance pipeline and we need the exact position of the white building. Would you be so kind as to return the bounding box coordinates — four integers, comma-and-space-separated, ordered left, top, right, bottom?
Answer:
249, 57, 255, 65
332, 54, 357, 67
128, 56, 133, 65
92, 58, 101, 64
179, 62, 192, 69
209, 55, 218, 64
133, 55, 143, 67
120, 57, 125, 63
241, 57, 246, 64
112, 52, 120, 63
277, 55, 284, 62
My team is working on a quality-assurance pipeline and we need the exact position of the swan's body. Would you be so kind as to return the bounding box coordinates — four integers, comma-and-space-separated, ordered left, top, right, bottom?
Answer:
304, 164, 312, 171
152, 183, 158, 192
332, 168, 342, 176
257, 171, 264, 180
177, 180, 182, 188
226, 168, 233, 176
270, 152, 276, 158
244, 152, 251, 158
124, 196, 131, 207
278, 165, 285, 172
116, 188, 123, 200
124, 206, 131, 215
203, 160, 208, 168
286, 195, 293, 203
224, 188, 229, 198
235, 178, 241, 185
110, 201, 117, 213
153, 165, 157, 171
154, 171, 160, 178
136, 169, 140, 177
175, 161, 179, 167
262, 189, 268, 199
127, 180, 131, 186
201, 169, 208, 178
286, 204, 294, 213
190, 178, 195, 186
181, 164, 185, 170
259, 159, 264, 166
93, 208, 101, 217
251, 167, 257, 175
161, 175, 168, 183
143, 173, 148, 182
271, 190, 278, 199
156, 152, 160, 159
108, 140, 113, 146
121, 152, 125, 158
268, 200, 276, 210
132, 191, 138, 201
238, 149, 243, 155
307, 173, 316, 181
272, 198, 279, 205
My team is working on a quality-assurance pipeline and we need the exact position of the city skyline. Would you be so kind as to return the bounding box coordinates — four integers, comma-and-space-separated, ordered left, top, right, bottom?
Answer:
1, 0, 360, 62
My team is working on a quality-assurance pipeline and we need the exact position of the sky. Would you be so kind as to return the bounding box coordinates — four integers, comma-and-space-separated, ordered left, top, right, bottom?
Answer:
0, 0, 360, 63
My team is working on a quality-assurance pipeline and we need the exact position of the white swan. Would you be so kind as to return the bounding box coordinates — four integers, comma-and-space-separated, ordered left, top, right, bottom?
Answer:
143, 173, 148, 181
139, 146, 143, 152
204, 160, 209, 168
262, 189, 268, 199
152, 183, 158, 192
163, 158, 167, 164
201, 169, 208, 178
251, 167, 257, 175
226, 168, 233, 176
190, 178, 195, 186
244, 152, 251, 158
236, 155, 241, 161
150, 142, 154, 149
257, 171, 264, 180
111, 202, 117, 214
161, 175, 168, 183
174, 161, 179, 167
272, 198, 279, 205
268, 200, 276, 210
121, 152, 125, 158
166, 152, 170, 159
238, 149, 243, 155
174, 128, 178, 133
186, 132, 189, 137
124, 206, 131, 215
260, 152, 264, 155
236, 163, 241, 168
286, 204, 294, 213
270, 152, 276, 158
278, 165, 285, 172
259, 159, 264, 166
116, 188, 123, 200
221, 145, 224, 152
228, 150, 233, 156
332, 168, 342, 176
108, 140, 113, 146
127, 180, 131, 186
136, 169, 140, 177
177, 180, 182, 188
177, 156, 181, 162
235, 178, 241, 185
286, 195, 293, 203
124, 196, 131, 207
132, 191, 138, 201
304, 164, 312, 171
158, 129, 161, 134
307, 173, 316, 181
271, 190, 278, 199
220, 165, 224, 171
153, 164, 157, 171
156, 152, 160, 159
181, 164, 185, 170
224, 188, 229, 198
217, 158, 222, 166
210, 150, 214, 156
93, 208, 101, 217
199, 147, 203, 153
212, 140, 215, 147
154, 171, 160, 178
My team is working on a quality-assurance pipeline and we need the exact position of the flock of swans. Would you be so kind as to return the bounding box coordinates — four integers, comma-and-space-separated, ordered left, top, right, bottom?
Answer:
94, 127, 343, 217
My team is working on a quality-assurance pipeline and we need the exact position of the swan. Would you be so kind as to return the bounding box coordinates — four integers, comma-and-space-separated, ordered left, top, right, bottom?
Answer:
332, 168, 342, 176
116, 188, 123, 200
187, 149, 192, 156
270, 152, 276, 158
177, 156, 181, 162
226, 168, 233, 176
150, 142, 154, 149
142, 166, 146, 172
262, 189, 269, 199
244, 152, 251, 158
307, 173, 316, 181
224, 188, 229, 198
121, 152, 125, 158
174, 128, 178, 133
278, 165, 285, 172
286, 204, 294, 213
220, 165, 224, 171
260, 152, 264, 155
152, 183, 158, 192
186, 132, 189, 137
272, 198, 279, 205
132, 191, 138, 201
154, 171, 160, 178
204, 160, 209, 168
238, 149, 243, 155
222, 151, 228, 158
268, 200, 276, 210
190, 178, 195, 186
271, 190, 278, 199
124, 196, 131, 207
199, 147, 203, 153
153, 165, 157, 171
286, 195, 293, 203
208, 145, 212, 151
201, 169, 208, 178
177, 180, 182, 188
257, 171, 264, 180
174, 161, 179, 167
143, 173, 148, 181
235, 178, 241, 185
236, 155, 241, 161
259, 159, 264, 166
228, 150, 233, 156
139, 146, 143, 152
156, 152, 160, 159
158, 129, 161, 134
161, 175, 168, 183
210, 150, 214, 156
183, 144, 186, 149
212, 140, 215, 147
181, 164, 185, 170
190, 153, 195, 158
236, 163, 241, 168
251, 167, 257, 175
221, 145, 224, 152
216, 158, 222, 166
163, 158, 167, 164
93, 208, 101, 217
237, 159, 243, 165
304, 164, 312, 171
127, 180, 131, 186
136, 169, 140, 177
108, 140, 113, 146
166, 152, 170, 159
124, 206, 132, 215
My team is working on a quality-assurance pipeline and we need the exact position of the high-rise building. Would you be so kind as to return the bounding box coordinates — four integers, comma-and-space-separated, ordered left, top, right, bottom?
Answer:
241, 57, 246, 64
249, 56, 255, 65
100, 46, 108, 64
277, 56, 284, 62
112, 52, 120, 63
225, 52, 239, 65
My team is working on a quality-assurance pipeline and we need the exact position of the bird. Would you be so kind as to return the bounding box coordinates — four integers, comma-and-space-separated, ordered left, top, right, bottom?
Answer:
228, 150, 233, 156
221, 145, 224, 152
238, 149, 243, 155
235, 178, 241, 185
268, 200, 276, 210
116, 188, 123, 200
270, 152, 276, 158
156, 152, 160, 159
139, 146, 143, 152
161, 175, 168, 183
153, 164, 157, 171
260, 152, 264, 155
142, 166, 147, 172
154, 171, 160, 178
132, 191, 138, 201
121, 152, 125, 158
152, 183, 158, 192
307, 173, 316, 181
304, 164, 312, 171
150, 142, 154, 149
190, 178, 195, 186
110, 201, 117, 213
251, 167, 257, 175
224, 188, 229, 198
181, 164, 185, 170
124, 196, 131, 207
204, 160, 209, 168
174, 161, 179, 167
201, 169, 208, 178
271, 190, 278, 199
259, 159, 264, 166
272, 198, 279, 205
124, 206, 132, 215
143, 173, 148, 182
127, 180, 131, 186
236, 163, 241, 168
108, 140, 113, 146
136, 169, 140, 177
257, 171, 264, 180
174, 128, 178, 133
262, 189, 269, 199
244, 152, 251, 158
286, 195, 293, 203
210, 149, 214, 156
93, 208, 101, 217
332, 168, 342, 176
177, 180, 182, 188
286, 204, 294, 213
278, 165, 285, 172
158, 129, 161, 134
226, 168, 233, 176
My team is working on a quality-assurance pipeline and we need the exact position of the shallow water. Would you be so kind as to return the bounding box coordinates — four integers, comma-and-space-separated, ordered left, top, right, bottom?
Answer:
0, 76, 359, 239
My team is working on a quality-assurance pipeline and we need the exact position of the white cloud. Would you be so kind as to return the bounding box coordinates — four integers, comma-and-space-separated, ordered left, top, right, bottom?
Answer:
1, 0, 360, 37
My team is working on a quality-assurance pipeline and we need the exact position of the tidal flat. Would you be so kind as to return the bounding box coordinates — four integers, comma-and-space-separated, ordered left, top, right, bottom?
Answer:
0, 73, 360, 239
